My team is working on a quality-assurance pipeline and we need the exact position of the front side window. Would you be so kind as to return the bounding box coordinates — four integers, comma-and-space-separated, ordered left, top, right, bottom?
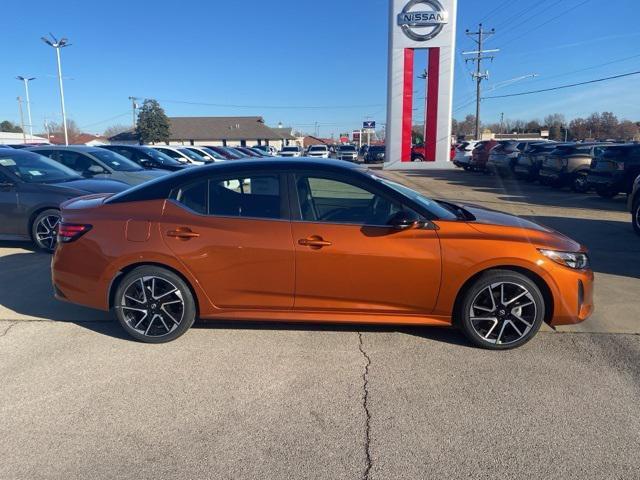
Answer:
295, 175, 403, 225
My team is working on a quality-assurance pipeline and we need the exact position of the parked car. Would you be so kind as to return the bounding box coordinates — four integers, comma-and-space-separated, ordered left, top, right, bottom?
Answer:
539, 143, 606, 192
0, 149, 128, 251
363, 145, 386, 164
203, 146, 244, 160
358, 145, 368, 162
233, 147, 263, 158
99, 145, 190, 172
248, 147, 270, 157
52, 158, 593, 349
279, 146, 303, 157
185, 147, 228, 162
306, 145, 330, 158
487, 141, 547, 177
469, 140, 498, 171
334, 144, 358, 162
29, 146, 168, 186
588, 144, 640, 198
629, 174, 640, 235
452, 141, 479, 169
411, 143, 456, 162
252, 145, 277, 156
513, 142, 562, 181
151, 146, 206, 165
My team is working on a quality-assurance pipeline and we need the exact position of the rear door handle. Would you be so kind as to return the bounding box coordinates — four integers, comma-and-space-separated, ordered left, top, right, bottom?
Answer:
298, 236, 332, 248
167, 228, 200, 240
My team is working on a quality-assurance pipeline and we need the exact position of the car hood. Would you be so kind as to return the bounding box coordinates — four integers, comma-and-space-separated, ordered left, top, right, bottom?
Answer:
43, 178, 130, 195
121, 169, 169, 184
454, 203, 583, 252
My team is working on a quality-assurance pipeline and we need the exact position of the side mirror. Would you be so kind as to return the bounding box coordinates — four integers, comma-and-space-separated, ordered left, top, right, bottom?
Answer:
85, 165, 107, 176
387, 210, 424, 230
139, 159, 152, 168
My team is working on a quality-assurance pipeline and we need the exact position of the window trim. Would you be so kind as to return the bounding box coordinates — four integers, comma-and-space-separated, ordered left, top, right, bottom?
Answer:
287, 171, 428, 228
169, 171, 290, 221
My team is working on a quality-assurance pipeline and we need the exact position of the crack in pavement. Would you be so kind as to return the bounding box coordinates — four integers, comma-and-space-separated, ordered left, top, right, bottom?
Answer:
0, 321, 18, 338
357, 332, 372, 480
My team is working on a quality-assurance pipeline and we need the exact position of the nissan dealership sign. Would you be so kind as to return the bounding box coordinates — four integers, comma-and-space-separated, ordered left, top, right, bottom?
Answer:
397, 0, 449, 41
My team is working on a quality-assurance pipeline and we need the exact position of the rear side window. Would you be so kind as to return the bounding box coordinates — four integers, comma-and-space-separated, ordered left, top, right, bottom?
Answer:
175, 181, 208, 215
210, 175, 281, 219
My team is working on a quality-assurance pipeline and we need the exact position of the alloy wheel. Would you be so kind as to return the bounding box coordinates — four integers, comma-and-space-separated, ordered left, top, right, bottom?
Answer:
469, 282, 537, 346
35, 214, 60, 251
119, 276, 185, 338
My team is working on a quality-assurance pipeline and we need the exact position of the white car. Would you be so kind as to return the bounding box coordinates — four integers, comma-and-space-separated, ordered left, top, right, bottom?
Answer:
452, 141, 479, 169
279, 146, 302, 157
253, 145, 277, 156
306, 144, 329, 158
151, 146, 206, 165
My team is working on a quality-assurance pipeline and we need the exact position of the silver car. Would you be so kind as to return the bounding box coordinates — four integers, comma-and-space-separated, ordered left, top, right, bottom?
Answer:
28, 146, 169, 186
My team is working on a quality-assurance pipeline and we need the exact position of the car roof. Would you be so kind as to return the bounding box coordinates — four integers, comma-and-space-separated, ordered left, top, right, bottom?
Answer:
28, 145, 104, 153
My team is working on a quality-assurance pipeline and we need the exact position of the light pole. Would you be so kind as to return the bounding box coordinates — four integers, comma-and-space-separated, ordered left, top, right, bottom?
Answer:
41, 34, 71, 145
16, 76, 36, 138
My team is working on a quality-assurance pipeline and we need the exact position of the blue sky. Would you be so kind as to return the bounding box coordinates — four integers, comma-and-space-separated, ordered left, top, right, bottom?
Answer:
1, 0, 638, 137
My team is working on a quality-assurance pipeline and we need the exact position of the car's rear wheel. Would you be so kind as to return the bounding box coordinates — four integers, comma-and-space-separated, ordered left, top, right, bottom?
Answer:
457, 270, 545, 350
31, 209, 60, 252
114, 266, 196, 343
632, 199, 640, 236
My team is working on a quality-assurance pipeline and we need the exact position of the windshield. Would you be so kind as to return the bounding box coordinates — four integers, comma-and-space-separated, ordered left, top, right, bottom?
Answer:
178, 148, 206, 162
138, 147, 182, 165
368, 146, 385, 153
0, 150, 81, 183
282, 147, 299, 152
339, 146, 357, 151
199, 147, 227, 160
89, 149, 142, 171
373, 175, 458, 220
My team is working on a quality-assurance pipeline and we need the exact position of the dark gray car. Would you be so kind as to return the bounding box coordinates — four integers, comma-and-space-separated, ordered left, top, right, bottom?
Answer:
0, 149, 129, 251
29, 145, 169, 186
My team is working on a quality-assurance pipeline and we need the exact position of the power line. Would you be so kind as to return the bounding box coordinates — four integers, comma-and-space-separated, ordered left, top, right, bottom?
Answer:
492, 0, 554, 32
79, 112, 130, 130
493, 0, 563, 39
148, 98, 385, 110
478, 0, 512, 24
483, 70, 640, 99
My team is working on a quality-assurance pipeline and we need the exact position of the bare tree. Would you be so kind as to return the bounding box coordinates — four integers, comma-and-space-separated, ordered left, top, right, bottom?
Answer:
103, 124, 131, 138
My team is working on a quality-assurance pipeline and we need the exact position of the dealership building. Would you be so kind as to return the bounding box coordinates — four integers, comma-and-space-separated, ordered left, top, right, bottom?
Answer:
109, 116, 296, 149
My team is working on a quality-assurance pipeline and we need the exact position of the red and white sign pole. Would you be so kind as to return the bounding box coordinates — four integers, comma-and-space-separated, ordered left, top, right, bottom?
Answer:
385, 0, 457, 169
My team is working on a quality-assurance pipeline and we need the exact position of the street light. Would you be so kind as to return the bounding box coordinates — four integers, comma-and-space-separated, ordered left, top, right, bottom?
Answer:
16, 76, 36, 138
41, 33, 71, 145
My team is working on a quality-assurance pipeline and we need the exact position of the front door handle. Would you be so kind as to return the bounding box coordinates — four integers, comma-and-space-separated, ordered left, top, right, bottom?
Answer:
298, 236, 332, 249
167, 228, 200, 240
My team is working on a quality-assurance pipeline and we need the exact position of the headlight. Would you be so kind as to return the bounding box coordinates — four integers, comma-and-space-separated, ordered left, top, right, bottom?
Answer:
538, 249, 589, 269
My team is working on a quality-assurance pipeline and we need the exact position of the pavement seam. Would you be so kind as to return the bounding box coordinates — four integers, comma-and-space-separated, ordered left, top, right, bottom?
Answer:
357, 331, 372, 480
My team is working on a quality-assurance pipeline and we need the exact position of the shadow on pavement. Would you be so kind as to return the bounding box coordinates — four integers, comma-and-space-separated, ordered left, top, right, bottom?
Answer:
400, 169, 629, 213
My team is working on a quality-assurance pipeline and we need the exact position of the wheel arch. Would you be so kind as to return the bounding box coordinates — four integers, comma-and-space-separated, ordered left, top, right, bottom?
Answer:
452, 265, 554, 326
108, 261, 201, 317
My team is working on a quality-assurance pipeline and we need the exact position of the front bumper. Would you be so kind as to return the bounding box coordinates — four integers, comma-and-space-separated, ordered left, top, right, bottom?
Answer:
548, 265, 595, 326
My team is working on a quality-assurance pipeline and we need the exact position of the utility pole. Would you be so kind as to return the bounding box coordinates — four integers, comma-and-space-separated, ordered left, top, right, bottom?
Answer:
463, 24, 497, 141
128, 96, 139, 130
500, 112, 504, 134
17, 97, 27, 144
44, 116, 51, 142
41, 34, 71, 145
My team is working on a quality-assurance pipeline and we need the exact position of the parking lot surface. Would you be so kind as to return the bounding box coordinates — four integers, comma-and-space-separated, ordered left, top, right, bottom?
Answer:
1, 168, 639, 479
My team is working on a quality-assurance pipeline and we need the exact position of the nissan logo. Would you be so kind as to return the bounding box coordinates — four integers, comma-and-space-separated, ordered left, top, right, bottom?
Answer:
397, 0, 448, 42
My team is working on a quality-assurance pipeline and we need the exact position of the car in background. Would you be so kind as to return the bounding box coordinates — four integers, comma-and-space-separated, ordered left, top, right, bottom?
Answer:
185, 146, 228, 162
334, 144, 358, 162
99, 145, 190, 172
513, 142, 563, 181
0, 149, 128, 251
152, 146, 206, 165
363, 145, 385, 164
629, 174, 640, 235
588, 144, 640, 198
29, 146, 168, 186
306, 145, 330, 158
468, 140, 498, 172
279, 146, 303, 157
252, 145, 277, 156
203, 146, 244, 160
231, 147, 262, 158
487, 141, 546, 177
5, 143, 51, 149
52, 158, 593, 349
539, 143, 605, 192
452, 141, 479, 169
248, 147, 270, 157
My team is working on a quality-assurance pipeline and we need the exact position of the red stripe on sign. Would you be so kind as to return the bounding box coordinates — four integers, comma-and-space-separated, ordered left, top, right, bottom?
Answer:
401, 48, 414, 162
425, 47, 440, 162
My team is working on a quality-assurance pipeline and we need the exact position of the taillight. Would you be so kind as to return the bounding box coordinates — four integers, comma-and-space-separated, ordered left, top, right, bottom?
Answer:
57, 223, 92, 243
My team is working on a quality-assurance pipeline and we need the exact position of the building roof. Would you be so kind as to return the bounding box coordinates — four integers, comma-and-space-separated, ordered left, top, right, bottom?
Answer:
270, 127, 296, 140
168, 116, 283, 141
302, 135, 334, 147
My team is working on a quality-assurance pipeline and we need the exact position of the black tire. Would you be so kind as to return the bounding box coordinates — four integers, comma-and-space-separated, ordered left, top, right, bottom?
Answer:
571, 171, 590, 193
632, 199, 640, 236
456, 270, 545, 350
31, 208, 61, 253
113, 266, 196, 343
596, 186, 618, 199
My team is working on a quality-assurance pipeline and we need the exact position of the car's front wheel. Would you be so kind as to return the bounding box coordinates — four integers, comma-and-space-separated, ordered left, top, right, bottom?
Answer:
114, 266, 196, 343
571, 171, 589, 193
457, 270, 545, 350
31, 209, 61, 252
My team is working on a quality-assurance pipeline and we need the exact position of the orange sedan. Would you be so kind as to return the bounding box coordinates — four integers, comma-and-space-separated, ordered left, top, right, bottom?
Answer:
52, 159, 593, 349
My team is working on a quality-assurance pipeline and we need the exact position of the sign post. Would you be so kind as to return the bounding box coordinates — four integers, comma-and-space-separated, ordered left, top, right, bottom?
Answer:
385, 0, 457, 170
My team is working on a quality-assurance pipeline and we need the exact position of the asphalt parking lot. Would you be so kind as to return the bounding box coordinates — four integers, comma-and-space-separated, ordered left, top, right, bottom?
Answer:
1, 168, 639, 479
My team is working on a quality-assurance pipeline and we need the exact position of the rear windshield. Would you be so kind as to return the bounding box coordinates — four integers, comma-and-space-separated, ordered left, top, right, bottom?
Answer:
368, 146, 385, 153
282, 147, 299, 152
309, 146, 327, 151
338, 145, 357, 151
